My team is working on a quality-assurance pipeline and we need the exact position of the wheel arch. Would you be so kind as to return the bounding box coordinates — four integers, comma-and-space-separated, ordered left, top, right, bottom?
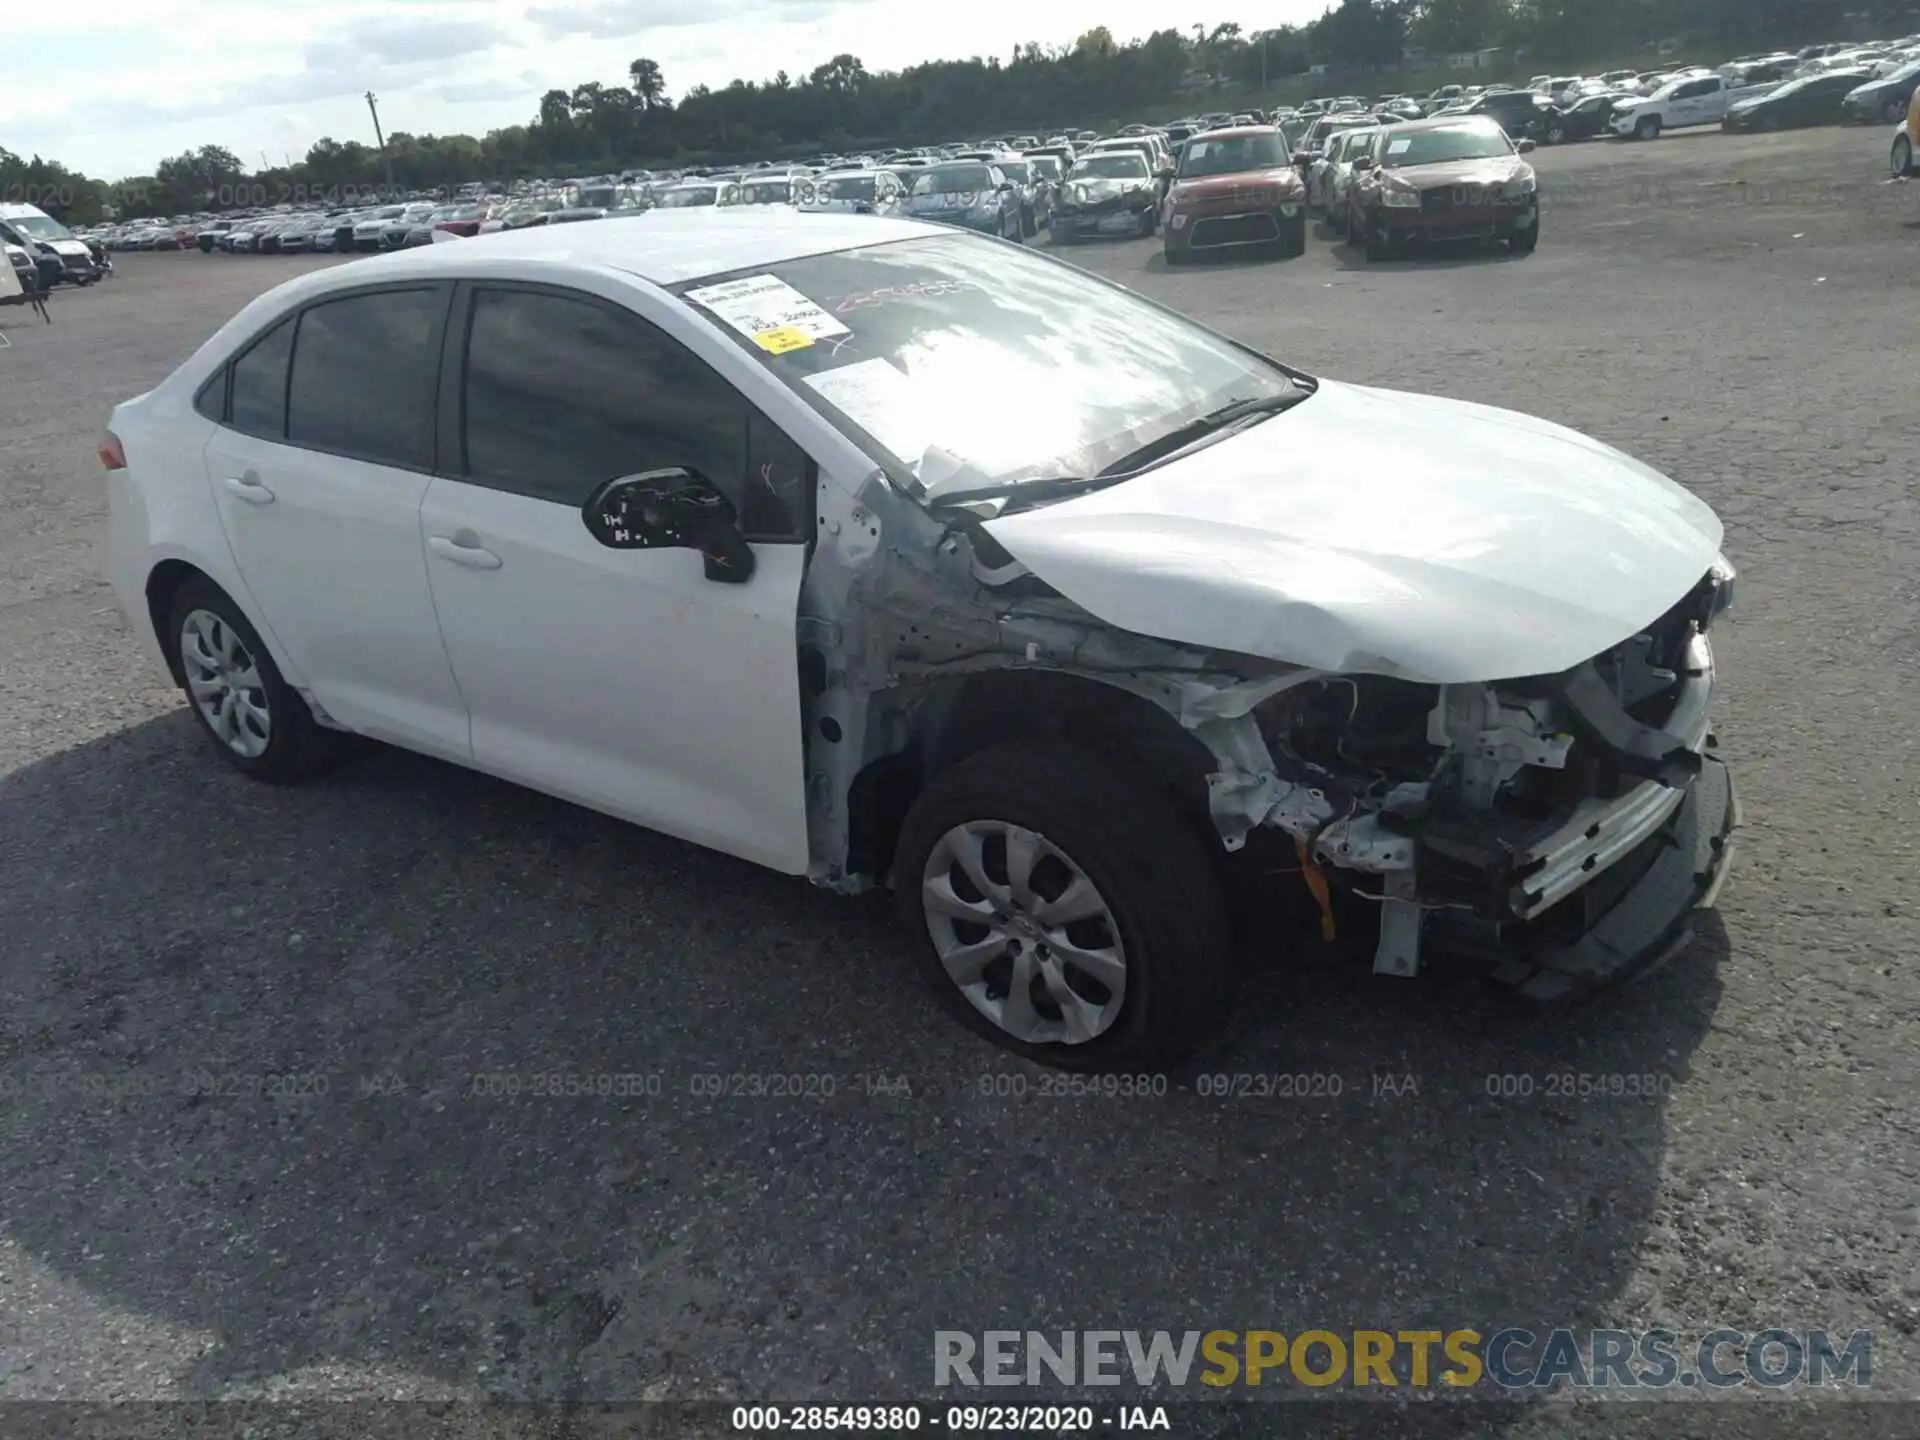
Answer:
845, 668, 1222, 886
143, 558, 299, 690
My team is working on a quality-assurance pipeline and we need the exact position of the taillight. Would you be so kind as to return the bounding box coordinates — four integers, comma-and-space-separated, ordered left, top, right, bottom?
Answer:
99, 432, 127, 471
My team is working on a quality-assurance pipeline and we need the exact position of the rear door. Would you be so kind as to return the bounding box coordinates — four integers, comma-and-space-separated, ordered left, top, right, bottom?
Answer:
201, 284, 472, 759
417, 281, 812, 872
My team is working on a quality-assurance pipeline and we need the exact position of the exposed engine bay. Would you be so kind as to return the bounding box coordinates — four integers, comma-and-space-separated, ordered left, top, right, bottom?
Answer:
798, 463, 1738, 996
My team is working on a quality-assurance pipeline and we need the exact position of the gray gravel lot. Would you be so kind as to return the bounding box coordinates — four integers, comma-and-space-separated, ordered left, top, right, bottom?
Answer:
2, 126, 1918, 1435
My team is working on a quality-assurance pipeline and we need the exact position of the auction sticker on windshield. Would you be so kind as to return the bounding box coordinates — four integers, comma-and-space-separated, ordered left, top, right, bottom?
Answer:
1386, 138, 1414, 156
685, 274, 851, 353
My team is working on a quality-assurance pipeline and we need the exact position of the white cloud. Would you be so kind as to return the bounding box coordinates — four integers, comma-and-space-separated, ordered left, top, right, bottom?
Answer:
18, 0, 1333, 178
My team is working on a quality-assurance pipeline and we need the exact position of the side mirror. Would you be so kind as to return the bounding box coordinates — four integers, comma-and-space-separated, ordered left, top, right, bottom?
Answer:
1351, 156, 1375, 172
583, 468, 756, 584
996, 181, 1012, 192
1517, 138, 1538, 153
1293, 151, 1316, 167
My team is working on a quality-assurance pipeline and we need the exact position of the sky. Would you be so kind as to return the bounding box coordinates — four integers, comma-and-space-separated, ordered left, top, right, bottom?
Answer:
12, 0, 1334, 180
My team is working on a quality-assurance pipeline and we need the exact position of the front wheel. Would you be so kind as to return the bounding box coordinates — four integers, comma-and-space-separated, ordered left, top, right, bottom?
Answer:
1893, 133, 1914, 179
893, 739, 1237, 1070
1545, 123, 1567, 144
1139, 210, 1157, 237
1020, 206, 1037, 238
1508, 210, 1540, 255
1277, 214, 1307, 258
1636, 116, 1662, 141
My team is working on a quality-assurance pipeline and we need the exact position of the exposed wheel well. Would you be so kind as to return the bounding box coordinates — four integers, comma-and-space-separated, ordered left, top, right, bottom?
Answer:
845, 669, 1221, 885
144, 559, 210, 685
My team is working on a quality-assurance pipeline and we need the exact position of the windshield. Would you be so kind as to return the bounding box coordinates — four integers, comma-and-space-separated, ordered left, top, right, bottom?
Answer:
814, 175, 879, 202
1030, 156, 1063, 180
7, 213, 71, 240
997, 161, 1031, 182
1379, 123, 1515, 166
677, 234, 1301, 500
659, 186, 718, 207
1072, 153, 1149, 180
1178, 131, 1290, 176
739, 180, 792, 204
913, 164, 995, 195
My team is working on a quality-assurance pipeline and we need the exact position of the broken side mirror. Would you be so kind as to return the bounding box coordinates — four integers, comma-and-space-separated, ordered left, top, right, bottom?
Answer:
583, 467, 756, 584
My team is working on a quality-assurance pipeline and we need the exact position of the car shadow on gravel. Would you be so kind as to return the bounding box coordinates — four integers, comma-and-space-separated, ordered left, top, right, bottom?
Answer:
0, 712, 1725, 1406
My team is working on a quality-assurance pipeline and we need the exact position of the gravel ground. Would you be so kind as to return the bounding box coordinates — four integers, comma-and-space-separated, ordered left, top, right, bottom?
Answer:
1, 126, 1917, 1437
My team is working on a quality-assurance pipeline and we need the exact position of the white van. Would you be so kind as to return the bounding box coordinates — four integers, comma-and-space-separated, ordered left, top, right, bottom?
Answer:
0, 202, 99, 283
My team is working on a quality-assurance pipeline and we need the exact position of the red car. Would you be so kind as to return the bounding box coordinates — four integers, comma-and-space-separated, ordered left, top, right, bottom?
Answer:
1162, 127, 1308, 263
433, 201, 498, 239
1345, 116, 1539, 260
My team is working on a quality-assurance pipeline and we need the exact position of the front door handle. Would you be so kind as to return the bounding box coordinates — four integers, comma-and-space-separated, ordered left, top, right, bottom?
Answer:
223, 473, 274, 504
427, 533, 503, 569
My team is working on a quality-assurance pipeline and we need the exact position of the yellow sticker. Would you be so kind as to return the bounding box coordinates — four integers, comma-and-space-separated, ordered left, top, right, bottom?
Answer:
755, 325, 814, 354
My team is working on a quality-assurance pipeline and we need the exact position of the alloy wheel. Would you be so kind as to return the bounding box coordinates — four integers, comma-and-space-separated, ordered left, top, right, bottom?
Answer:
180, 608, 272, 758
919, 820, 1127, 1045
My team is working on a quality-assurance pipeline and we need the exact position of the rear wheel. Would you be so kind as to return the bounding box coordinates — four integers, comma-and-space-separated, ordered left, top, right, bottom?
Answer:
1886, 99, 1909, 124
893, 739, 1237, 1070
1893, 133, 1914, 179
166, 577, 338, 782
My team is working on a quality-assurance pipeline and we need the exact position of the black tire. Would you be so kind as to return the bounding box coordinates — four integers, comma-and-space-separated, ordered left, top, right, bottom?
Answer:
166, 576, 337, 782
1635, 116, 1661, 141
1546, 123, 1567, 144
892, 738, 1237, 1071
1508, 210, 1540, 254
1354, 207, 1390, 261
1139, 210, 1157, 238
1277, 214, 1307, 257
1021, 206, 1037, 238
1894, 134, 1915, 179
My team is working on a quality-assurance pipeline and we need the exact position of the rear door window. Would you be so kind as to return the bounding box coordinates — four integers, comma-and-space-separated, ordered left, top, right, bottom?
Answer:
287, 287, 446, 469
228, 317, 297, 438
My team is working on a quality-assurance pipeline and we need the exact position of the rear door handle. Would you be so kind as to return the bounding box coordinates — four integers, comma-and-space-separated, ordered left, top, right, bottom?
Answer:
223, 473, 274, 504
427, 533, 503, 569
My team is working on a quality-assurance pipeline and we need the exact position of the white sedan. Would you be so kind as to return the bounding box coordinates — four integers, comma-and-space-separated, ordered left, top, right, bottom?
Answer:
102, 211, 1740, 1067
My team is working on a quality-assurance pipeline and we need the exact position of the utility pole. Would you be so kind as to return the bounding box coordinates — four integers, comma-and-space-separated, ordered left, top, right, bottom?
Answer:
1261, 33, 1269, 98
366, 91, 396, 190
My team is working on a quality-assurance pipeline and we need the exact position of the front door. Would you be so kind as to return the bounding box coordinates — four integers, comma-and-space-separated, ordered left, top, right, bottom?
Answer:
418, 283, 812, 873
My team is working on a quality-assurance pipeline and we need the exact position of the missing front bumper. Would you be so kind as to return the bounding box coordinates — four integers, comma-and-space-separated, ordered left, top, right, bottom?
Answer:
1444, 752, 1740, 999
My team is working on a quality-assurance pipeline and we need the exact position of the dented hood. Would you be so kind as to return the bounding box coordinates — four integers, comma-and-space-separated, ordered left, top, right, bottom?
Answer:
982, 380, 1724, 683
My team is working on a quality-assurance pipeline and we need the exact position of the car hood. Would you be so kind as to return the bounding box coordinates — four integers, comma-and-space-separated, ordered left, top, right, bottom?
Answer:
981, 379, 1723, 683
45, 238, 91, 256
1381, 155, 1531, 188
1171, 168, 1302, 203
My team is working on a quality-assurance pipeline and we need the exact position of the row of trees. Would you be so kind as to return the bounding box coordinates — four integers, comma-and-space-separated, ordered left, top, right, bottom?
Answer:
7, 0, 1910, 222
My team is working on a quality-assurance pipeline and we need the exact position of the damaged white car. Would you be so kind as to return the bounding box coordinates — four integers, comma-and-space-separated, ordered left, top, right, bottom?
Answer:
101, 211, 1739, 1069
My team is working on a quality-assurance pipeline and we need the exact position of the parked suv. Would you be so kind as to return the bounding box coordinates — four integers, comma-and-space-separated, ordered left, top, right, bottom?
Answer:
1162, 126, 1308, 262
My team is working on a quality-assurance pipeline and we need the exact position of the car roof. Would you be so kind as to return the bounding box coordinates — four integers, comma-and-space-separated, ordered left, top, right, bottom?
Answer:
1187, 125, 1279, 139
290, 209, 942, 287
